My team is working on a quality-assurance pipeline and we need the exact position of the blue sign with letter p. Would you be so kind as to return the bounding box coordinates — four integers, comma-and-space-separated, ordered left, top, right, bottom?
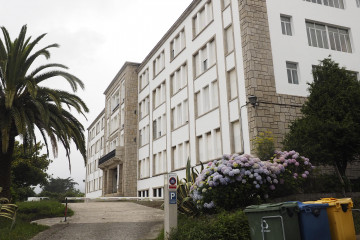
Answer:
169, 192, 177, 204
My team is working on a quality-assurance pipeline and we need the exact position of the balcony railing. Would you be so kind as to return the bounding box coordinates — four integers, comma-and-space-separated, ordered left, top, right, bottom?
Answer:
98, 150, 116, 166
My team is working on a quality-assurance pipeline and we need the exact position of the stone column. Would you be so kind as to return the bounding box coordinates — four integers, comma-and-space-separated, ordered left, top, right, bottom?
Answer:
102, 169, 107, 196
237, 0, 306, 151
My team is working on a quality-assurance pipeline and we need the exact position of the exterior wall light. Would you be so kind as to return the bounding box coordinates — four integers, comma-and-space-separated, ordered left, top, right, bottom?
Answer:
248, 95, 258, 107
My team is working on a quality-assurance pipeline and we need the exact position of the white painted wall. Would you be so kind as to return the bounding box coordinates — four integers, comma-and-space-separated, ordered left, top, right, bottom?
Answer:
137, 0, 250, 196
85, 112, 105, 198
267, 0, 360, 96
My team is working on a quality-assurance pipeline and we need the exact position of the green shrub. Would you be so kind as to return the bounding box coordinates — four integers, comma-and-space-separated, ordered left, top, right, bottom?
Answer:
177, 159, 203, 216
252, 131, 275, 161
168, 210, 250, 240
302, 173, 343, 193
16, 200, 73, 222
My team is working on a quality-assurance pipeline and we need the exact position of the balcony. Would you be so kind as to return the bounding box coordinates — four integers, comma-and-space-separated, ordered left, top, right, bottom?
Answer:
98, 146, 124, 169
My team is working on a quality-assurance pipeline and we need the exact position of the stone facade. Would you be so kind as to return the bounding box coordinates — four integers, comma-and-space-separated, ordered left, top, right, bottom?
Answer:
99, 62, 139, 197
238, 0, 306, 151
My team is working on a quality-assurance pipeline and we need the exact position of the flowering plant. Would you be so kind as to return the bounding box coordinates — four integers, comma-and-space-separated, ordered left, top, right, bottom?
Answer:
190, 151, 313, 211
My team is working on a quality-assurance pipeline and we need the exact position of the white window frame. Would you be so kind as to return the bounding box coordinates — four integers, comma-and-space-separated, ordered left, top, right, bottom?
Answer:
280, 16, 292, 36
286, 62, 299, 85
304, 0, 344, 9
306, 21, 352, 53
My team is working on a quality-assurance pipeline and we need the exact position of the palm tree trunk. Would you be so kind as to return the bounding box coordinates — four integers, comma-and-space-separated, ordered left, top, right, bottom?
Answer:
0, 136, 15, 200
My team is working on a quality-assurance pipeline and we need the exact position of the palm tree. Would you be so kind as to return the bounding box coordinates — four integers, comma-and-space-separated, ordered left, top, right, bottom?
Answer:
0, 25, 89, 199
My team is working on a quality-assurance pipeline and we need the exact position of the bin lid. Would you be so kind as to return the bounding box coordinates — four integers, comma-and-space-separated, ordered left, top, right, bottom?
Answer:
244, 201, 299, 213
296, 201, 329, 210
304, 198, 353, 208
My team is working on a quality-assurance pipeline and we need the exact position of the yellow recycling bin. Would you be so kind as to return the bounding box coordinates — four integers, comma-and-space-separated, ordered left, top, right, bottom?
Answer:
304, 198, 355, 240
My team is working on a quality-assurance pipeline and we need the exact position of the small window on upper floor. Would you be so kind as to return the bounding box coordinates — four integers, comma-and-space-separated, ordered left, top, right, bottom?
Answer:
193, 38, 216, 78
139, 68, 149, 91
170, 29, 186, 60
286, 62, 299, 85
280, 16, 292, 36
222, 0, 231, 9
193, 0, 213, 37
357, 0, 360, 7
304, 0, 344, 9
153, 51, 165, 78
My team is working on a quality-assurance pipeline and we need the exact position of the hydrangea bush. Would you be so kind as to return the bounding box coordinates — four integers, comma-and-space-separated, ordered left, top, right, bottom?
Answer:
190, 151, 313, 211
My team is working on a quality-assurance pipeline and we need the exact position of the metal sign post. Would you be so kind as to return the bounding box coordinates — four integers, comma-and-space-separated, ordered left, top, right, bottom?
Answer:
164, 173, 177, 239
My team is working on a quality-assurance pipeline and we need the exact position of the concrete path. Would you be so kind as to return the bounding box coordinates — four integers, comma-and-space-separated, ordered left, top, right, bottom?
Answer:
31, 202, 164, 240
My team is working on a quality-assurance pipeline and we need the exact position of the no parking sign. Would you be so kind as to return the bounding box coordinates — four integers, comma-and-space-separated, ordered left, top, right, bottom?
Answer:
168, 173, 177, 190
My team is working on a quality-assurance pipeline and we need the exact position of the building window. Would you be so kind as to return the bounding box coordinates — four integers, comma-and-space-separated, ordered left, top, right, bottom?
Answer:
101, 117, 105, 129
280, 16, 292, 36
171, 100, 188, 130
153, 187, 163, 198
222, 0, 231, 9
153, 150, 167, 175
286, 62, 299, 85
225, 25, 234, 54
231, 120, 242, 153
195, 81, 219, 117
139, 96, 149, 119
170, 28, 186, 60
120, 107, 125, 129
357, 0, 360, 7
153, 114, 166, 139
139, 68, 149, 90
111, 90, 120, 112
139, 157, 150, 179
172, 141, 189, 170
328, 27, 352, 53
306, 21, 352, 53
193, 0, 213, 37
170, 63, 188, 95
227, 69, 237, 100
304, 0, 344, 9
153, 51, 165, 77
153, 81, 166, 109
121, 81, 125, 104
197, 129, 222, 163
139, 125, 149, 146
194, 39, 216, 77
96, 122, 100, 134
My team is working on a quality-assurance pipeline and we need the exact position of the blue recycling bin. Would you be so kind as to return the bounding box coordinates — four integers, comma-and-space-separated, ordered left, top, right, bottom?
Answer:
297, 202, 331, 240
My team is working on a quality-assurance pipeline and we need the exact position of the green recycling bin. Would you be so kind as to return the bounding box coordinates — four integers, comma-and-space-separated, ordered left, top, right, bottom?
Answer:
244, 202, 301, 240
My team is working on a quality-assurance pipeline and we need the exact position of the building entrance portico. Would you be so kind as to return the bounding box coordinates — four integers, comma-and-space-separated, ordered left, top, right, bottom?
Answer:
99, 147, 124, 196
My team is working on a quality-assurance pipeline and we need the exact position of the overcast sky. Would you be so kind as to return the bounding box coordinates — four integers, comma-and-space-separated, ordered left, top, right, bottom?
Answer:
0, 0, 193, 192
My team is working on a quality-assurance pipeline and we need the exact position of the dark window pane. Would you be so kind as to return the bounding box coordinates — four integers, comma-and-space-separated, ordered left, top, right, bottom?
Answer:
310, 28, 318, 47
316, 30, 324, 48
287, 69, 292, 84
329, 32, 336, 50
281, 22, 286, 35
307, 28, 312, 46
292, 70, 299, 84
322, 30, 329, 49
286, 22, 292, 35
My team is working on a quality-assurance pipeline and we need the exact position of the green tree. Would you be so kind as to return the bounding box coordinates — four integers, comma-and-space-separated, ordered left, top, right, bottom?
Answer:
42, 177, 77, 193
11, 141, 52, 201
40, 177, 84, 202
283, 58, 360, 192
0, 25, 88, 199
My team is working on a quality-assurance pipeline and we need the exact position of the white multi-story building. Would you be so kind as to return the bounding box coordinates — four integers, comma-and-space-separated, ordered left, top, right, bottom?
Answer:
86, 0, 360, 198
85, 110, 105, 197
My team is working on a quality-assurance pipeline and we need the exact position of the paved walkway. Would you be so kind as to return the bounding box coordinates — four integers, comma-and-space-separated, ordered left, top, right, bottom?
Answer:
31, 202, 164, 240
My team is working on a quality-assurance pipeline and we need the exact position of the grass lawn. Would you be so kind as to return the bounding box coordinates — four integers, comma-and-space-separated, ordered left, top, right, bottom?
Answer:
0, 200, 73, 240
